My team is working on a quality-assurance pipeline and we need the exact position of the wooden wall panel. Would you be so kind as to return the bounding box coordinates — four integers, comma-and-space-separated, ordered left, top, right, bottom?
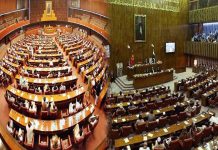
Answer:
189, 5, 218, 23
80, 0, 108, 16
30, 0, 68, 23
0, 0, 17, 14
109, 1, 189, 73
185, 42, 218, 59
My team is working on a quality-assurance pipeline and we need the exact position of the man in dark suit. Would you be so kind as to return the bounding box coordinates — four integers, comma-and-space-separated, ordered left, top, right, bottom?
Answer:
94, 81, 101, 105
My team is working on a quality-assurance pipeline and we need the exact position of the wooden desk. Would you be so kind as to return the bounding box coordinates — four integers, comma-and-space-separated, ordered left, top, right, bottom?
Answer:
114, 112, 213, 148
9, 104, 95, 134
65, 44, 82, 55
69, 47, 89, 60
82, 57, 103, 78
7, 85, 85, 104
36, 49, 58, 54
28, 59, 64, 65
112, 100, 189, 125
133, 70, 173, 89
95, 66, 106, 83
72, 49, 93, 66
32, 53, 63, 59
106, 93, 168, 110
77, 56, 93, 70
15, 74, 77, 86
23, 66, 71, 73
0, 122, 25, 150
127, 62, 163, 80
201, 87, 218, 106
186, 76, 216, 98
3, 58, 20, 68
110, 86, 166, 98
13, 50, 29, 58
0, 66, 13, 78
8, 54, 24, 62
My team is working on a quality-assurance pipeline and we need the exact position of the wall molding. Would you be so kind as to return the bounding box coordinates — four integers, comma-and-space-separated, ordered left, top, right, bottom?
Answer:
108, 0, 180, 12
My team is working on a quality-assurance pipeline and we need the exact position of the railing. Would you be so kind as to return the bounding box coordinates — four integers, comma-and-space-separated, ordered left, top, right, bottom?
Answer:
189, 5, 218, 23
185, 42, 218, 59
68, 7, 109, 31
69, 7, 109, 19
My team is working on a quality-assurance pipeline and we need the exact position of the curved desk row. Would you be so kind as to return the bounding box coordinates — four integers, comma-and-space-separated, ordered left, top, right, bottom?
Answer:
0, 66, 13, 78
0, 122, 25, 150
3, 58, 20, 68
114, 112, 213, 148
15, 74, 77, 86
9, 104, 95, 134
111, 101, 189, 125
83, 57, 103, 78
22, 66, 71, 73
7, 85, 85, 104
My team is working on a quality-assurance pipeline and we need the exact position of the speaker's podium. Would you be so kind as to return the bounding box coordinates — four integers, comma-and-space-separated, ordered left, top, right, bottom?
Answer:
41, 10, 57, 21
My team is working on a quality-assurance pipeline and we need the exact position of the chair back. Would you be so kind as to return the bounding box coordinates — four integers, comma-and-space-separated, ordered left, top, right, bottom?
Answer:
182, 138, 193, 150
158, 117, 168, 128
136, 122, 147, 133
169, 114, 178, 125
121, 125, 133, 137
168, 139, 182, 150
111, 128, 120, 139
203, 126, 212, 138
213, 124, 218, 136
147, 120, 158, 131
194, 131, 203, 146
179, 111, 187, 121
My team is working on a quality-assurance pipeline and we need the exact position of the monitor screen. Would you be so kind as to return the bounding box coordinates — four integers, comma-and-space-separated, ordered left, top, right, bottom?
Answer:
166, 42, 175, 53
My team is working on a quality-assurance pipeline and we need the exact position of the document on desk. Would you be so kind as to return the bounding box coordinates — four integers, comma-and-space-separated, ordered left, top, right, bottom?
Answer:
163, 128, 168, 133
24, 117, 28, 124
148, 133, 153, 137
16, 117, 20, 122
184, 121, 189, 125
122, 118, 126, 122
201, 114, 205, 118
124, 138, 129, 143
143, 136, 147, 141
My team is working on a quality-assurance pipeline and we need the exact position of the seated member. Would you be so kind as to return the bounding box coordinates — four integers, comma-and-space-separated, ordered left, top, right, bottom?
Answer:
26, 121, 35, 144
88, 114, 99, 129
29, 101, 37, 113
153, 137, 165, 149
74, 124, 84, 142
50, 101, 57, 112
69, 102, 77, 114
60, 84, 66, 91
50, 135, 61, 149
24, 100, 30, 109
42, 97, 48, 111
76, 99, 83, 111
15, 128, 24, 143
7, 119, 14, 134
